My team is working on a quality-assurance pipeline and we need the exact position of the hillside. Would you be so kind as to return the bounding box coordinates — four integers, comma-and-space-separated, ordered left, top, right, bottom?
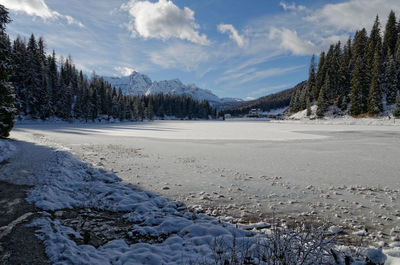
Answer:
220, 81, 306, 116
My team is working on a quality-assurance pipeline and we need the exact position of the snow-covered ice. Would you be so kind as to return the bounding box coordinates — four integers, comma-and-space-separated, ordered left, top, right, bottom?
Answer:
5, 120, 400, 264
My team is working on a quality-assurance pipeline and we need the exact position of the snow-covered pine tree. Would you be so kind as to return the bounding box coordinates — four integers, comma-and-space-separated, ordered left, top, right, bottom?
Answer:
337, 39, 352, 110
10, 37, 27, 114
25, 34, 42, 118
307, 55, 316, 100
383, 10, 398, 59
117, 88, 125, 121
147, 98, 154, 120
351, 29, 369, 114
328, 42, 342, 100
384, 55, 398, 104
48, 50, 57, 114
395, 35, 400, 93
350, 56, 365, 116
368, 49, 383, 115
313, 52, 326, 101
139, 99, 145, 121
393, 91, 400, 117
316, 72, 330, 117
37, 37, 51, 119
289, 88, 300, 113
306, 97, 311, 116
367, 16, 382, 71
299, 88, 307, 110
0, 5, 15, 137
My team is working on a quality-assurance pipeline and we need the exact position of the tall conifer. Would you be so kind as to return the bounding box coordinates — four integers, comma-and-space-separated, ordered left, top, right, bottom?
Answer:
0, 5, 15, 137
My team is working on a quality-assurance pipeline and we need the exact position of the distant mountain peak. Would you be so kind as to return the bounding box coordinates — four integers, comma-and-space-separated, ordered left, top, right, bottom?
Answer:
104, 71, 242, 106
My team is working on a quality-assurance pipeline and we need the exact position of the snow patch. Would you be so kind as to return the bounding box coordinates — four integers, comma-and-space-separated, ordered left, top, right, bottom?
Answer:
0, 140, 17, 163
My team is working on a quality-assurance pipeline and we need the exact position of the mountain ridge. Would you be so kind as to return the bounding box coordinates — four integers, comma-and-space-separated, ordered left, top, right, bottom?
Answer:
104, 71, 242, 105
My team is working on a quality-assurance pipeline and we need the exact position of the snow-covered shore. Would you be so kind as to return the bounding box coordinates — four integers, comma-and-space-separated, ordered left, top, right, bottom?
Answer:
283, 105, 400, 126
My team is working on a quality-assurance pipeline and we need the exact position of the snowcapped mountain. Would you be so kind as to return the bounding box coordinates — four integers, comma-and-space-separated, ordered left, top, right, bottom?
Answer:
104, 72, 242, 105
104, 72, 152, 96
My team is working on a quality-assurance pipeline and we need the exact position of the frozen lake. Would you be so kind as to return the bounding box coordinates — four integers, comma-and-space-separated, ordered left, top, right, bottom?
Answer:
11, 120, 400, 244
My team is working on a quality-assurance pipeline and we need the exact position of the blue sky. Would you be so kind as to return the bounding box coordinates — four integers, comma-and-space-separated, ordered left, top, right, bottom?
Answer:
2, 0, 400, 100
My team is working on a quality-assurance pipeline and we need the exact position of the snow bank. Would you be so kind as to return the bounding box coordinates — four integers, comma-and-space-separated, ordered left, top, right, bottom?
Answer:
384, 247, 400, 265
0, 139, 17, 163
24, 149, 256, 264
285, 105, 400, 126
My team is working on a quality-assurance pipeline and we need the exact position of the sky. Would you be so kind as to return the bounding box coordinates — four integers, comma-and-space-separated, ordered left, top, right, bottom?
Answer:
1, 0, 400, 100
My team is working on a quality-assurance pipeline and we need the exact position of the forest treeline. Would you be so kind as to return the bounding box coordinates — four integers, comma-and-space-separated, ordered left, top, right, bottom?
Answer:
290, 11, 400, 117
11, 35, 215, 121
220, 82, 303, 117
0, 5, 215, 137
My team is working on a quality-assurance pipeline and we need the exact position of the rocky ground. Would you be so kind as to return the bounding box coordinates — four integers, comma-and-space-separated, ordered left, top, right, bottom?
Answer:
0, 179, 49, 265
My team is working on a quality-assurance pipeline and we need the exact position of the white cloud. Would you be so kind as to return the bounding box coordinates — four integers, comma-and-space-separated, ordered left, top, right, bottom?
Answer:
1, 0, 84, 27
279, 2, 306, 12
306, 0, 400, 32
269, 27, 318, 55
218, 24, 246, 47
121, 0, 210, 45
114, 66, 135, 76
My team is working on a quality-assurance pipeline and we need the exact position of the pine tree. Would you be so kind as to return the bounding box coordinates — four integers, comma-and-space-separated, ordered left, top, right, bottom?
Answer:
340, 95, 348, 111
25, 34, 42, 118
326, 42, 341, 100
393, 91, 400, 117
139, 99, 145, 121
146, 98, 154, 120
306, 97, 311, 116
368, 49, 383, 115
48, 50, 58, 113
0, 5, 15, 137
368, 16, 382, 70
384, 55, 398, 104
317, 72, 329, 117
307, 55, 316, 100
351, 29, 369, 113
313, 52, 326, 100
37, 37, 51, 119
350, 57, 365, 115
395, 35, 400, 93
299, 88, 307, 110
289, 88, 301, 112
337, 39, 352, 108
396, 35, 400, 63
383, 10, 398, 59
10, 37, 27, 114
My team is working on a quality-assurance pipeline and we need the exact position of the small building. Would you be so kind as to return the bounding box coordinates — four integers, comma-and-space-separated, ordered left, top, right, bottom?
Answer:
248, 108, 262, 118
224, 113, 231, 119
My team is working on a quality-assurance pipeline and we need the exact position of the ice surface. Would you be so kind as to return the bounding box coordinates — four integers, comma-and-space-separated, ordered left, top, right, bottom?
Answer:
7, 120, 400, 264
